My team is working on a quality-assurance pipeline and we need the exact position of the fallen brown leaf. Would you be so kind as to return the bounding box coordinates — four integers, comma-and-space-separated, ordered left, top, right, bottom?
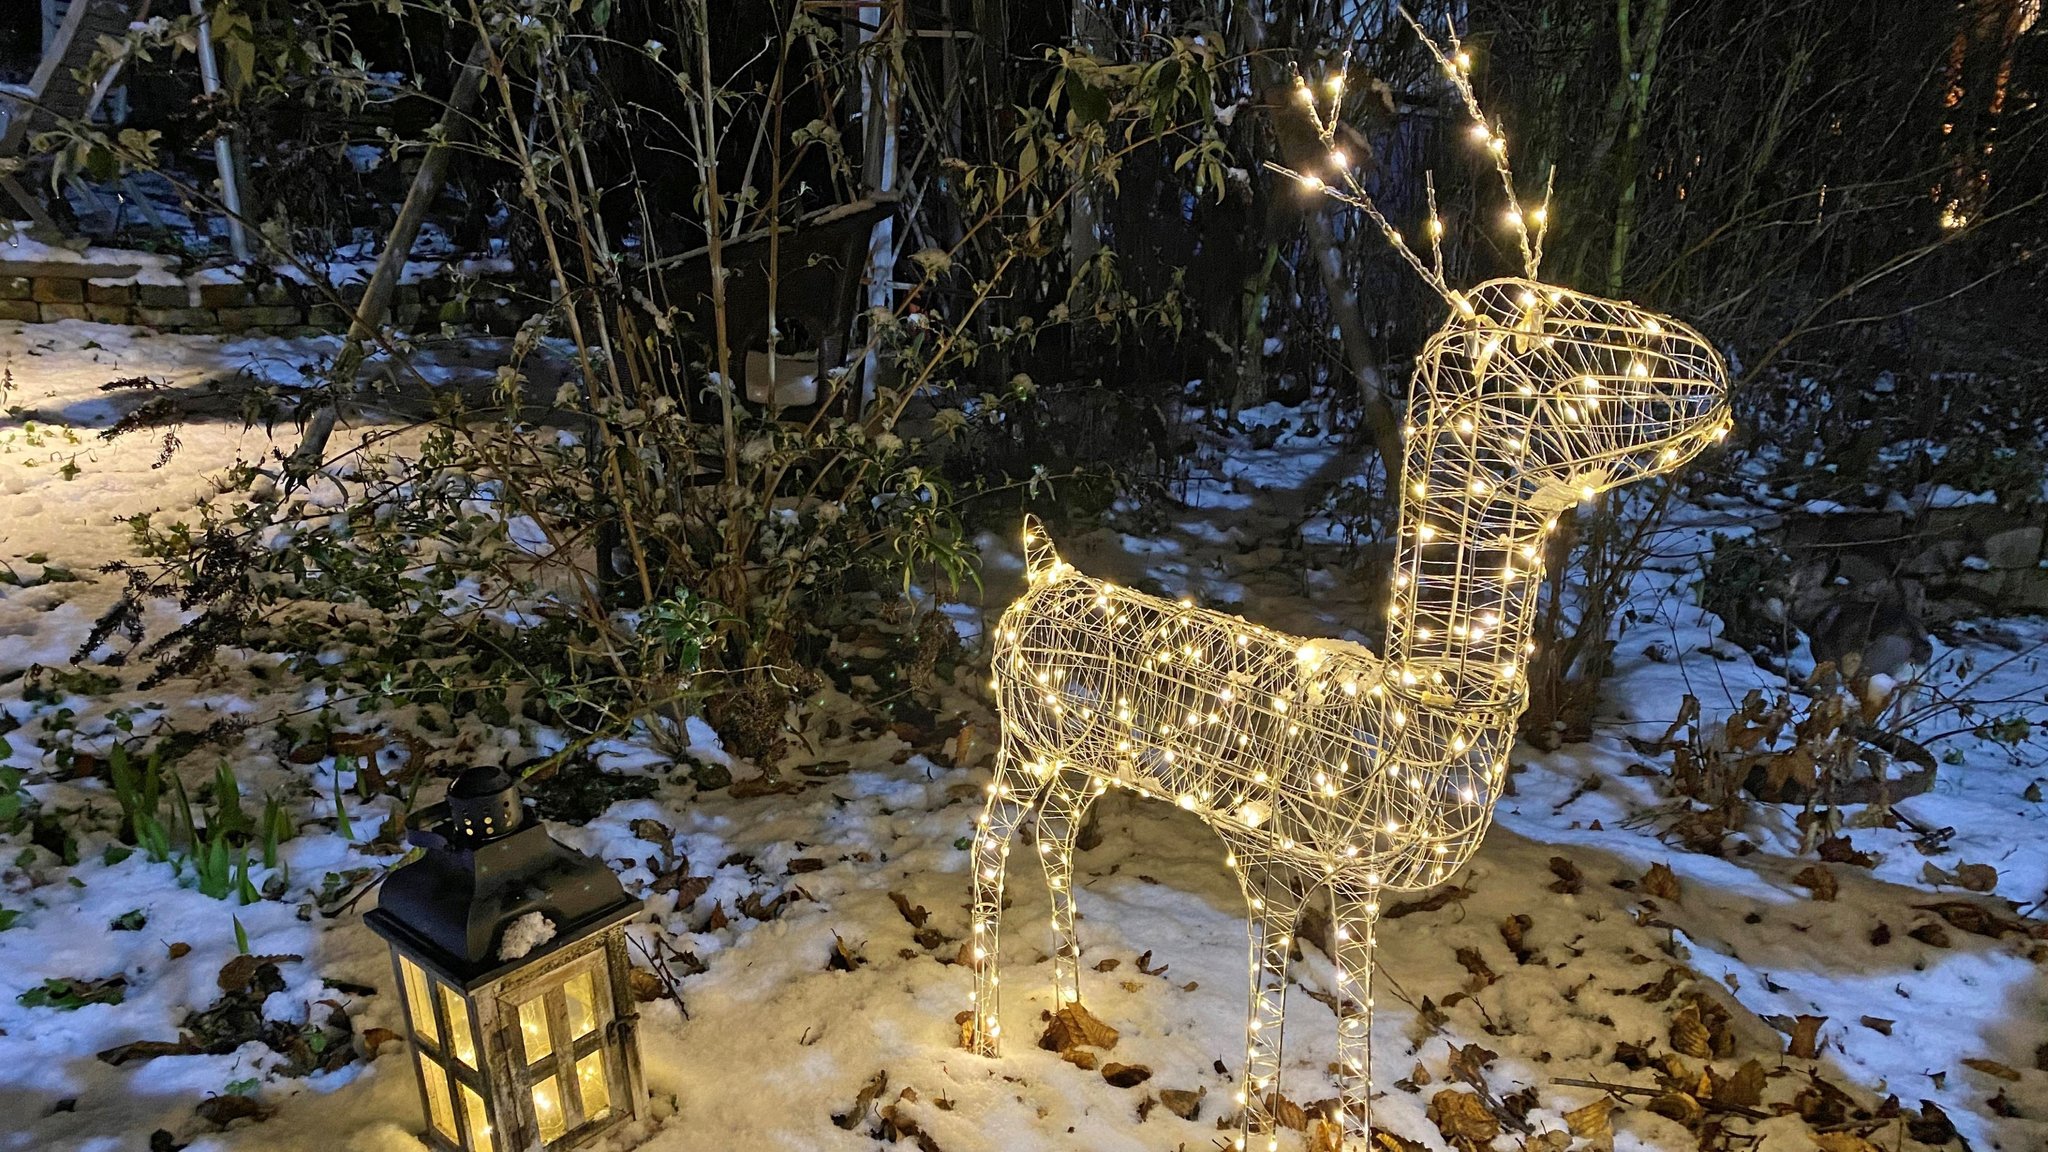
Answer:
1816, 835, 1877, 867
1426, 1089, 1499, 1145
1717, 1059, 1767, 1108
1915, 899, 2038, 939
1101, 1062, 1152, 1088
1158, 1087, 1203, 1120
1955, 863, 1998, 892
97, 1039, 199, 1066
1793, 865, 1838, 901
1500, 914, 1535, 964
195, 1095, 272, 1128
1454, 947, 1497, 987
1263, 1091, 1310, 1131
1788, 1014, 1827, 1059
1563, 1096, 1613, 1139
1859, 1016, 1894, 1035
217, 954, 302, 993
1645, 1091, 1703, 1128
1670, 1002, 1712, 1059
1040, 1003, 1119, 1053
835, 1070, 888, 1130
827, 935, 866, 972
888, 891, 929, 929
728, 775, 803, 799
628, 818, 674, 849
1383, 885, 1471, 919
1641, 862, 1681, 902
1548, 857, 1584, 895
1906, 1100, 1956, 1144
1447, 1043, 1497, 1087
1908, 922, 1952, 948
1962, 1057, 2021, 1082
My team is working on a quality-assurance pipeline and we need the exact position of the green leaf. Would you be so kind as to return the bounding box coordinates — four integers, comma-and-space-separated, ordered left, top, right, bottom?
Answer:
1063, 74, 1111, 127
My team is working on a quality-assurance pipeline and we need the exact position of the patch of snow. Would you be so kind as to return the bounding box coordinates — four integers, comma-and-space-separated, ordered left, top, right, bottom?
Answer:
497, 912, 558, 961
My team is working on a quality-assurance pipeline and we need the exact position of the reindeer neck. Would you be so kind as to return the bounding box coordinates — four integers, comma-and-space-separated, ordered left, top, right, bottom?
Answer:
1383, 430, 1557, 711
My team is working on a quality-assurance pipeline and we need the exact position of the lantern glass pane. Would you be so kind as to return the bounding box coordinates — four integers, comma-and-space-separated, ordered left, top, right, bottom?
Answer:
460, 1082, 493, 1152
440, 984, 477, 1067
565, 971, 598, 1039
576, 1051, 611, 1122
418, 1054, 457, 1141
518, 995, 553, 1063
400, 955, 439, 1048
531, 1075, 567, 1144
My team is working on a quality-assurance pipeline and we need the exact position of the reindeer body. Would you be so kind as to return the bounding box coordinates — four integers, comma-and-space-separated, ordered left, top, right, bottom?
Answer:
993, 557, 1505, 890
968, 279, 1731, 1152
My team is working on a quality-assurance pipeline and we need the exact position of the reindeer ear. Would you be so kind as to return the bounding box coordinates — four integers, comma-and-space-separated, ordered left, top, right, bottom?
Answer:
1020, 515, 1060, 577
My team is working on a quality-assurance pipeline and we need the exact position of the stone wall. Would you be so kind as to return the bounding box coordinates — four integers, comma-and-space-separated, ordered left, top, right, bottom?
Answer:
0, 251, 529, 334
1778, 502, 2048, 623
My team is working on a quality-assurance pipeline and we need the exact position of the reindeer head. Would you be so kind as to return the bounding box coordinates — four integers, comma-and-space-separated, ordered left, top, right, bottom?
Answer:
1274, 19, 1733, 516
1411, 277, 1731, 512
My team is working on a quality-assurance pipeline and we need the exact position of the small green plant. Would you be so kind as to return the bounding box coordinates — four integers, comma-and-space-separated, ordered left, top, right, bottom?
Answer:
109, 745, 170, 862
17, 975, 127, 1010
331, 757, 356, 842
258, 795, 293, 869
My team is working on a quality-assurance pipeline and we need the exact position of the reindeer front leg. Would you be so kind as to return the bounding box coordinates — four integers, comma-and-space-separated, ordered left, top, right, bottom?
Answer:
969, 741, 1039, 1057
1230, 846, 1303, 1152
1034, 769, 1101, 1008
1330, 879, 1383, 1150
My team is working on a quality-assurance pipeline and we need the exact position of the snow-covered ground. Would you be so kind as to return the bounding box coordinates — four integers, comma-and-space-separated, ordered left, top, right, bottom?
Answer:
1, 321, 2044, 1152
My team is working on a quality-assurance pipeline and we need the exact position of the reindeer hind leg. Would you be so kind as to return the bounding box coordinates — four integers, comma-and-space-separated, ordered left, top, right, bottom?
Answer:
969, 743, 1038, 1057
1330, 882, 1382, 1151
1034, 769, 1101, 1009
1229, 844, 1303, 1152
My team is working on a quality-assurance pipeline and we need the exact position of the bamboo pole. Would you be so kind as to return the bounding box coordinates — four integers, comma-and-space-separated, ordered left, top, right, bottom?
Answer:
286, 36, 493, 478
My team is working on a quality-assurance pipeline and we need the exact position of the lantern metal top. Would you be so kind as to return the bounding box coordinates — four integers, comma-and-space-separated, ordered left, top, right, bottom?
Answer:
367, 763, 639, 985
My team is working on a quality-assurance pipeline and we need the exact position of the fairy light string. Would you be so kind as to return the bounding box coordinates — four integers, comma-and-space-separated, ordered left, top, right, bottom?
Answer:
970, 15, 1732, 1152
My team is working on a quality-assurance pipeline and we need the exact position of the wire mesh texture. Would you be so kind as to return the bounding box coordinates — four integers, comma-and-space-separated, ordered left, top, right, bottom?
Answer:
967, 280, 1730, 1151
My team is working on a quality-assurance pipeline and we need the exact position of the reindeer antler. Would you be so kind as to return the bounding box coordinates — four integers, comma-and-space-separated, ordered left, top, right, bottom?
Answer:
1264, 8, 1554, 301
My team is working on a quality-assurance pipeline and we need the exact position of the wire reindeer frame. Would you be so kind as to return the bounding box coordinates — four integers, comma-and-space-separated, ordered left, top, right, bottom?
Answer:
967, 16, 1732, 1152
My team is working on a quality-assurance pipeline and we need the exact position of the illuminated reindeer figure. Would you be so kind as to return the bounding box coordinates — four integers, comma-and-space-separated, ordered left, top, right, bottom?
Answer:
966, 19, 1732, 1152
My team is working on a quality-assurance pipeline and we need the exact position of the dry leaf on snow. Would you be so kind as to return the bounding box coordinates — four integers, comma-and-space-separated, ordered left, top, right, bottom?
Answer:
1641, 862, 1681, 902
1564, 1096, 1613, 1139
1040, 1002, 1119, 1053
1101, 1062, 1152, 1088
1426, 1089, 1498, 1146
1793, 864, 1838, 901
1787, 1014, 1828, 1059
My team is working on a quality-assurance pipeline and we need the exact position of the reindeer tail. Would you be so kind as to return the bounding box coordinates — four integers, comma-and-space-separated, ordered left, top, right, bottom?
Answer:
1020, 514, 1061, 579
